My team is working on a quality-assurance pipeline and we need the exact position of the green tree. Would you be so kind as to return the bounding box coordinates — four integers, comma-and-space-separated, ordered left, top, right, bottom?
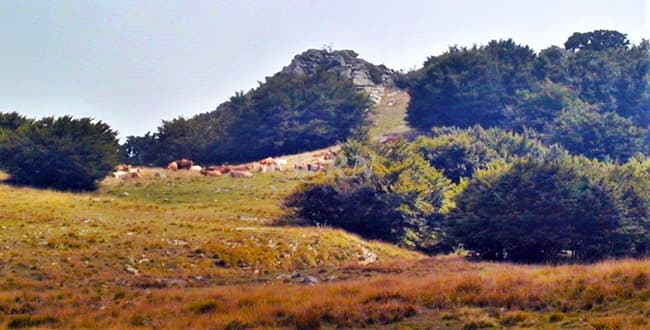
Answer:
547, 107, 648, 162
447, 153, 632, 263
0, 114, 119, 191
564, 30, 630, 52
285, 140, 454, 251
407, 39, 537, 130
411, 126, 548, 183
123, 69, 370, 165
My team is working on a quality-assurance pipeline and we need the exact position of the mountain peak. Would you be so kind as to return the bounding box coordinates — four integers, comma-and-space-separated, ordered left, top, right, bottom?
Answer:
281, 48, 398, 88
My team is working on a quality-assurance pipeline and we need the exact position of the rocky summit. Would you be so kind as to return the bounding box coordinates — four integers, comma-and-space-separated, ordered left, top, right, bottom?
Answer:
281, 49, 399, 88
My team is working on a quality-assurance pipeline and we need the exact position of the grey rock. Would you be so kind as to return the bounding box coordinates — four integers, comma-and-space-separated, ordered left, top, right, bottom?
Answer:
280, 49, 399, 89
302, 275, 319, 285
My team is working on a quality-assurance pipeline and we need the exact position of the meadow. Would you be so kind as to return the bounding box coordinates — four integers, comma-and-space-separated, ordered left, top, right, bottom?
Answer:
0, 168, 649, 329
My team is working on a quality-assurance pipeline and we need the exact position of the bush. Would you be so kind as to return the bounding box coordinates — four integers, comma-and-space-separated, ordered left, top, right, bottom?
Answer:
0, 113, 119, 191
411, 126, 549, 183
285, 140, 454, 251
446, 151, 646, 263
546, 107, 648, 162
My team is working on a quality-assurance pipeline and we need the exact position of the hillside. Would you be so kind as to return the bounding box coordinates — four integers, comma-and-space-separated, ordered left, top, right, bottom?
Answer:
0, 170, 649, 328
121, 48, 403, 166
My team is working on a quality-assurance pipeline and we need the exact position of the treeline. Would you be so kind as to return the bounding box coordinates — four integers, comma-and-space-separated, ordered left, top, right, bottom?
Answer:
0, 112, 118, 190
286, 130, 649, 263
404, 30, 649, 162
121, 69, 370, 166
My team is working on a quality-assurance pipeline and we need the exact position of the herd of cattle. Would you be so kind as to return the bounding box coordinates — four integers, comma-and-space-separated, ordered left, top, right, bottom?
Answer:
111, 148, 340, 180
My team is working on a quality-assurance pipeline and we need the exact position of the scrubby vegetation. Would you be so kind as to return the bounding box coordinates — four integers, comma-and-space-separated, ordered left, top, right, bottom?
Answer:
447, 152, 649, 263
287, 137, 649, 263
286, 140, 454, 251
0, 112, 118, 191
121, 68, 370, 166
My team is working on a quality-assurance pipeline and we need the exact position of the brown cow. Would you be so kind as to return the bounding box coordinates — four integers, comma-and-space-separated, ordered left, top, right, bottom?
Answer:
200, 168, 223, 177
167, 161, 179, 171
176, 159, 194, 170
230, 164, 253, 171
230, 170, 253, 178
259, 157, 275, 166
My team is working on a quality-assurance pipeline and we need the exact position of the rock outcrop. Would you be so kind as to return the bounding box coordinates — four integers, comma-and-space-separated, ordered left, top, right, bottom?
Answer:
281, 49, 399, 89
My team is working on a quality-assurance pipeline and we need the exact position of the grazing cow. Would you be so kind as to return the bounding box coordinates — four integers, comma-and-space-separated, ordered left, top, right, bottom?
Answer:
230, 164, 253, 171
114, 164, 132, 172
190, 165, 202, 172
167, 161, 179, 171
275, 159, 287, 170
176, 159, 194, 170
112, 170, 128, 178
230, 170, 253, 178
113, 167, 141, 179
259, 157, 275, 166
258, 165, 273, 173
294, 164, 306, 171
125, 169, 141, 179
200, 168, 223, 177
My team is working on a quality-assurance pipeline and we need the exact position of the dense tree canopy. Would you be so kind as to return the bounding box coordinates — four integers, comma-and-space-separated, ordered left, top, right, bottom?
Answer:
122, 69, 370, 165
446, 152, 648, 263
407, 39, 537, 129
406, 30, 649, 162
0, 113, 119, 191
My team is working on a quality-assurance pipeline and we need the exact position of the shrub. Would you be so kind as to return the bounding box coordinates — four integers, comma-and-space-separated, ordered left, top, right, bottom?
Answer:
285, 140, 454, 251
0, 114, 119, 191
411, 126, 548, 183
446, 151, 646, 263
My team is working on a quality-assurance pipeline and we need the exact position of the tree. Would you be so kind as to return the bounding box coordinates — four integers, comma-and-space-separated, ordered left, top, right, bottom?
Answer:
446, 153, 633, 263
547, 107, 648, 162
123, 69, 370, 165
406, 40, 537, 130
285, 140, 454, 251
411, 126, 549, 183
0, 114, 119, 191
565, 30, 630, 52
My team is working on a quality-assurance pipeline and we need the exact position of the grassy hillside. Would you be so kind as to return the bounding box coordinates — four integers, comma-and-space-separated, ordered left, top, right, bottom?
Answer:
0, 167, 649, 328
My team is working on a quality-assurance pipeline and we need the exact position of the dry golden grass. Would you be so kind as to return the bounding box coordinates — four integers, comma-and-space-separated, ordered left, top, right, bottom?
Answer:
1, 166, 649, 328
0, 257, 647, 328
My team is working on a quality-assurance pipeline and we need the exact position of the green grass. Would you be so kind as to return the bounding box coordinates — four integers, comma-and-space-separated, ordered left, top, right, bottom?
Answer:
0, 167, 649, 328
0, 168, 420, 293
367, 88, 413, 137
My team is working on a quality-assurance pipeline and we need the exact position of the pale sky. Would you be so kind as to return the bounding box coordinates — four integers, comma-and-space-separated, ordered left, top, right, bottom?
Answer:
1, 0, 647, 140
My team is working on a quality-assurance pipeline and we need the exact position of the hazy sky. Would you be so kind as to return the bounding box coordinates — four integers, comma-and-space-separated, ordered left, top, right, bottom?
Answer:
1, 1, 648, 140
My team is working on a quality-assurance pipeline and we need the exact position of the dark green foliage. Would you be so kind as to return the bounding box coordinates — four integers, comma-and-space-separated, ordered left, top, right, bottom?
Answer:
0, 114, 118, 191
602, 155, 650, 256
123, 69, 370, 165
564, 30, 630, 52
411, 126, 548, 182
285, 140, 453, 251
547, 107, 649, 161
406, 30, 649, 162
407, 39, 537, 129
505, 82, 579, 133
446, 152, 647, 263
